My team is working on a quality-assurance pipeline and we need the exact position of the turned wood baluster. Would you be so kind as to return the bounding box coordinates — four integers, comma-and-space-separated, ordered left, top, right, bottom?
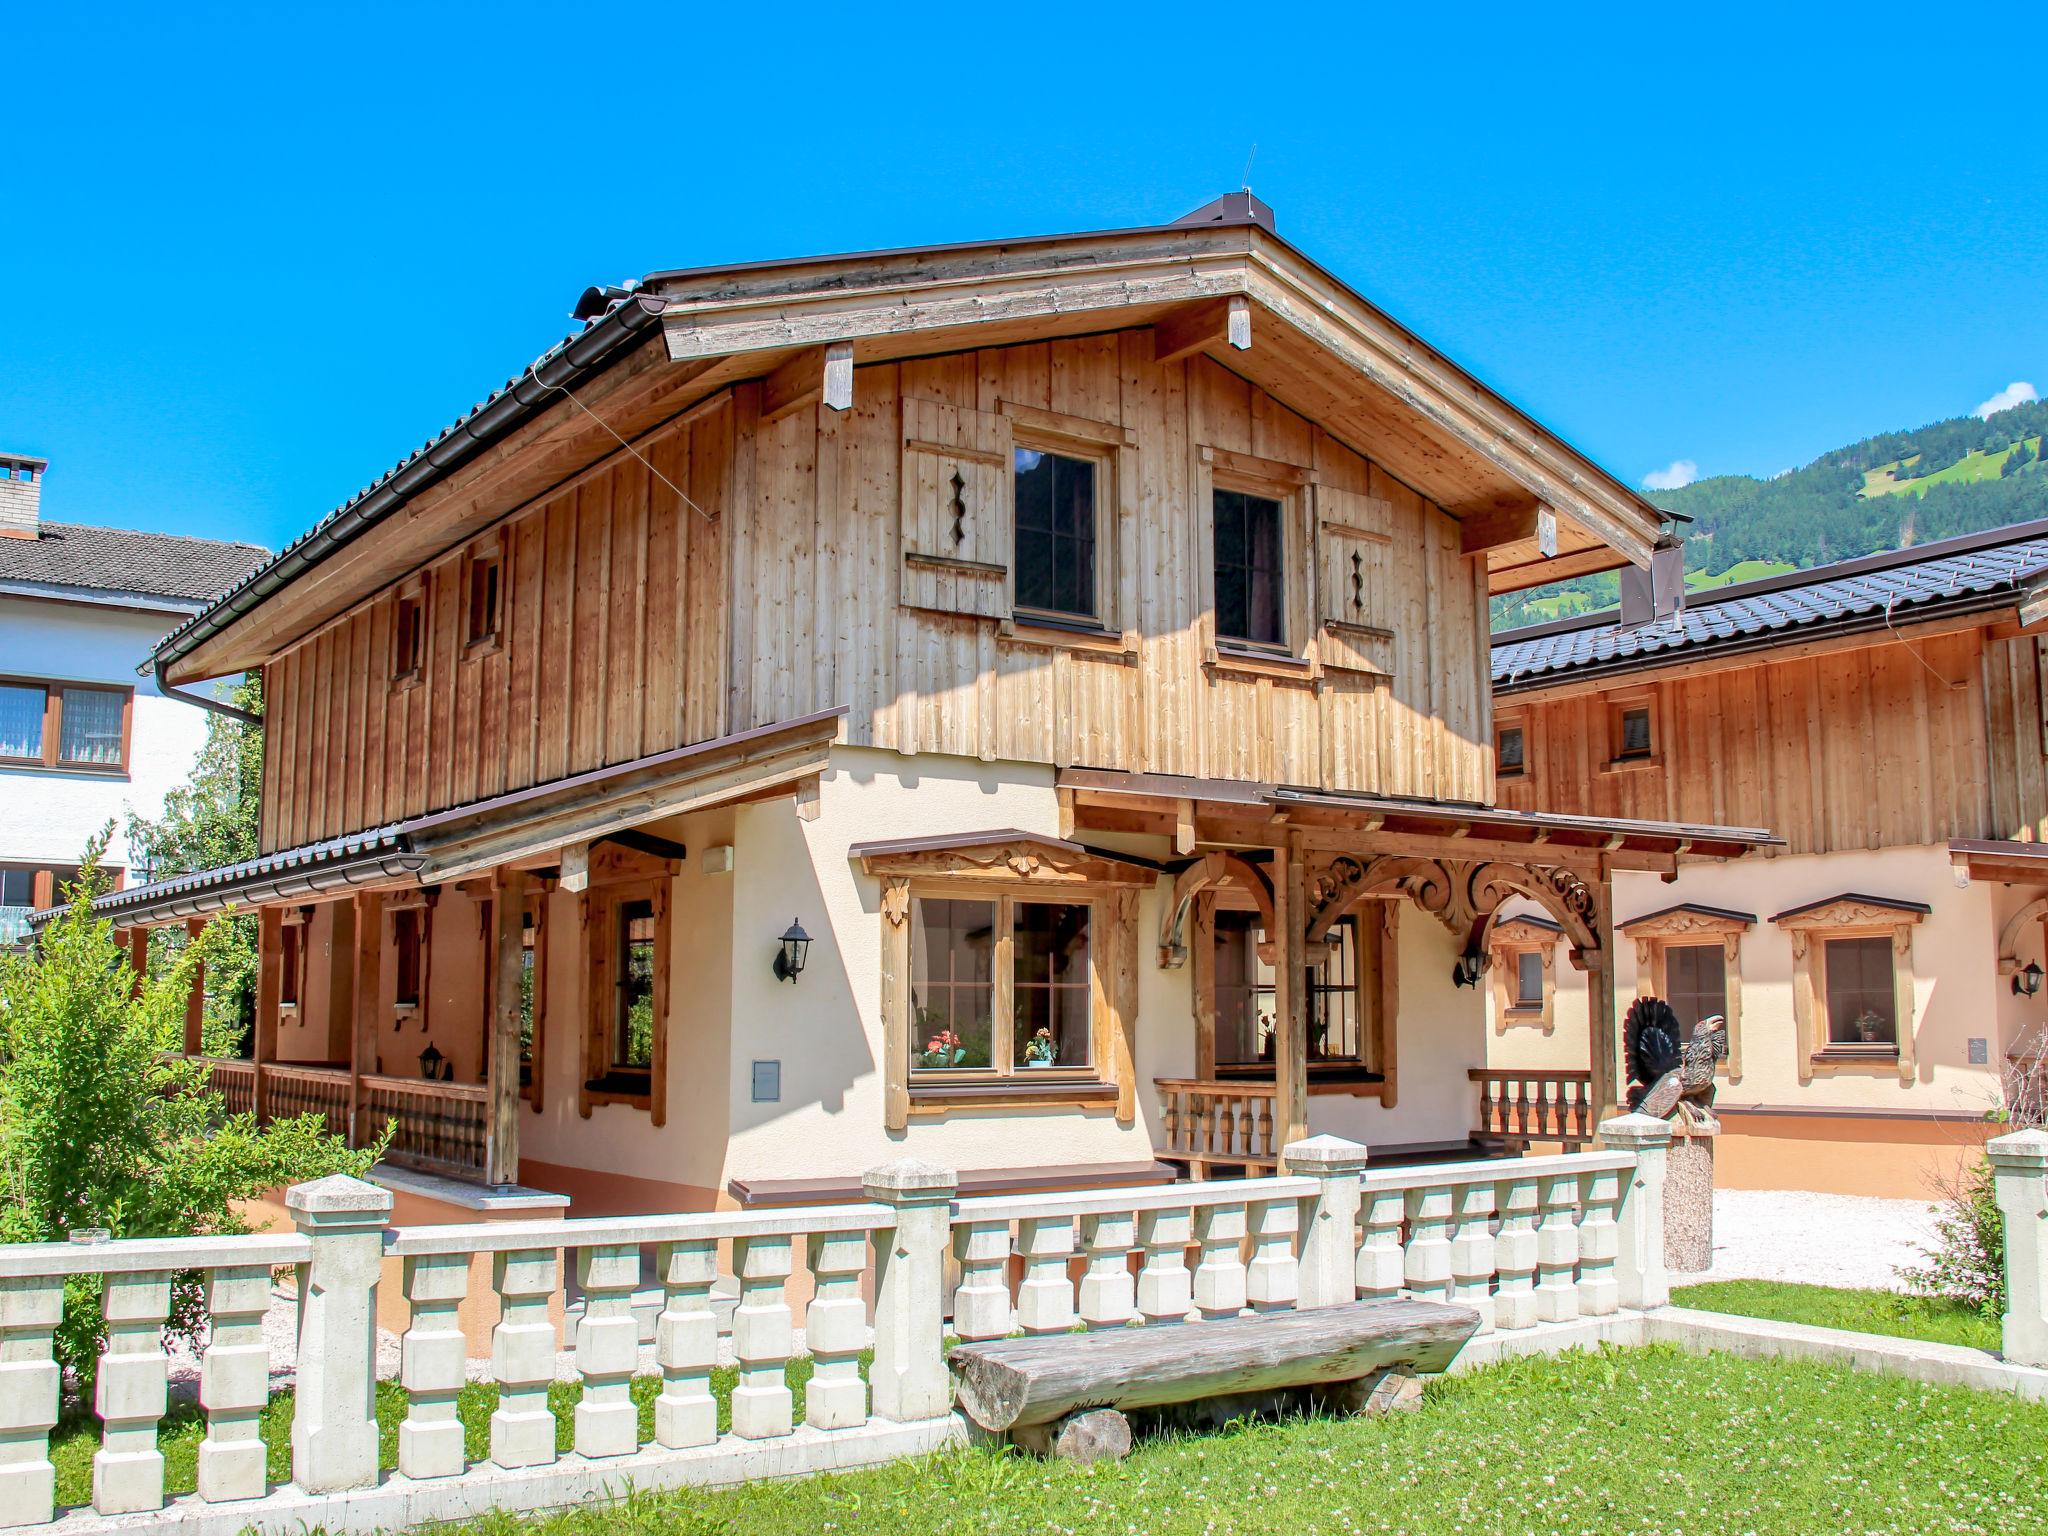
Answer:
1162, 1088, 1181, 1154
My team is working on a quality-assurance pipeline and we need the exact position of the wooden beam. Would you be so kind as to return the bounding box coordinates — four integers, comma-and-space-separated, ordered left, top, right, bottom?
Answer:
125, 926, 149, 999
183, 918, 206, 1056
1150, 295, 1252, 367
760, 341, 856, 425
350, 890, 383, 1144
488, 867, 525, 1185
1459, 503, 1542, 558
596, 828, 690, 863
1585, 877, 1619, 1133
1274, 837, 1308, 1151
254, 906, 282, 1122
1174, 799, 1197, 856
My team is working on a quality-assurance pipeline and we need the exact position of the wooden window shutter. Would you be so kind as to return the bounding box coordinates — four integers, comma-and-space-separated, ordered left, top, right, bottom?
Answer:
900, 397, 1013, 620
1316, 487, 1396, 674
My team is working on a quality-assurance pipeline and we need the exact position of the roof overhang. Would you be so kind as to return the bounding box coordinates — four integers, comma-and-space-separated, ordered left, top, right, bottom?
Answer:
1059, 766, 1780, 872
159, 204, 1669, 682
49, 710, 845, 929
1950, 838, 2048, 887
850, 829, 1165, 886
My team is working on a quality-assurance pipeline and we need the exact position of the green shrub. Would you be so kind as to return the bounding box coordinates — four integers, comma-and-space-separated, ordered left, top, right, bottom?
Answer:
1899, 1155, 2005, 1317
0, 835, 385, 1400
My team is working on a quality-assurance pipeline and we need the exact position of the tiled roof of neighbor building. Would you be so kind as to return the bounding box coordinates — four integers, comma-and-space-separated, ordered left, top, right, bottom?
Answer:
1492, 519, 2048, 691
0, 521, 269, 606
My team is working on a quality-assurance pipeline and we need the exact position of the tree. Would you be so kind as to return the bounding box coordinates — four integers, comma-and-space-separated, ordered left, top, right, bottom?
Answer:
125, 673, 263, 1055
0, 836, 384, 1399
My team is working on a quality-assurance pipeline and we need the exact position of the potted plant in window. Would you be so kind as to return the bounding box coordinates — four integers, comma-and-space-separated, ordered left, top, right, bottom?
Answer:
1853, 1010, 1888, 1045
1023, 1026, 1058, 1067
919, 1023, 966, 1069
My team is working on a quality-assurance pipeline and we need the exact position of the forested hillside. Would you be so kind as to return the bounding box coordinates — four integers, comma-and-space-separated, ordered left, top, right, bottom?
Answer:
1490, 398, 2048, 629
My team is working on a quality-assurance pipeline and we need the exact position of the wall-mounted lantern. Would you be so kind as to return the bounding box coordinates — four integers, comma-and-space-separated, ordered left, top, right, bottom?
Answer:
1451, 949, 1486, 989
419, 1042, 446, 1081
772, 919, 812, 983
2015, 961, 2044, 999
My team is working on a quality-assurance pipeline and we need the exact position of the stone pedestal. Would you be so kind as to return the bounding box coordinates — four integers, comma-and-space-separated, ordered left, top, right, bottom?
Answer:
1665, 1119, 1717, 1274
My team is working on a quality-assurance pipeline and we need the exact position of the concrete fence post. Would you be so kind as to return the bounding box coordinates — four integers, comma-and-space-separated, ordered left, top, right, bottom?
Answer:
286, 1174, 393, 1493
864, 1158, 957, 1423
1987, 1128, 2048, 1368
1284, 1134, 1369, 1309
1600, 1113, 1672, 1311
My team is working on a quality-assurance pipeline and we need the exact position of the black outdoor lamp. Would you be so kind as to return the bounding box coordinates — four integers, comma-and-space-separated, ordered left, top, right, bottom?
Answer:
418, 1042, 445, 1081
2015, 961, 2044, 999
773, 919, 812, 983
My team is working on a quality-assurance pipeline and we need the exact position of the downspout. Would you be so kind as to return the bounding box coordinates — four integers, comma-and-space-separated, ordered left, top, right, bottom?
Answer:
154, 652, 260, 726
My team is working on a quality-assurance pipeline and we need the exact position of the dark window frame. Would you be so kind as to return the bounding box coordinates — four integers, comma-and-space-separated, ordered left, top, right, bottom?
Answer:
1822, 935, 1898, 1047
1211, 484, 1289, 650
392, 592, 426, 685
1011, 443, 1103, 625
1213, 909, 1376, 1074
393, 908, 423, 1008
464, 548, 503, 653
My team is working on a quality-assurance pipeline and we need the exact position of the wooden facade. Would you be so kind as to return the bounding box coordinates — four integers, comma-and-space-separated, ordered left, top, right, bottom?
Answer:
1496, 625, 2048, 856
260, 336, 1493, 855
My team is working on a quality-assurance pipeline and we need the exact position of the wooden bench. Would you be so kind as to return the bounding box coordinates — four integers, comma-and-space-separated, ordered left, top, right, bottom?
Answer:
949, 1298, 1482, 1461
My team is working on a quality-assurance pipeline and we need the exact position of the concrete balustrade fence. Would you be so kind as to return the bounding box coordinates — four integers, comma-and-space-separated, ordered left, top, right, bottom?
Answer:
6, 1110, 1940, 1536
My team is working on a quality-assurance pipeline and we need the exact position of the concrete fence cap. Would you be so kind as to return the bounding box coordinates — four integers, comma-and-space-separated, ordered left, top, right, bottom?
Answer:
1987, 1126, 2048, 1169
1283, 1133, 1371, 1171
862, 1158, 958, 1199
285, 1173, 396, 1216
1598, 1113, 1675, 1148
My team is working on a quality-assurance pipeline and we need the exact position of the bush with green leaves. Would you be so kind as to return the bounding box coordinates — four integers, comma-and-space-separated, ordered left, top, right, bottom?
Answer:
1900, 1154, 2006, 1317
0, 837, 385, 1399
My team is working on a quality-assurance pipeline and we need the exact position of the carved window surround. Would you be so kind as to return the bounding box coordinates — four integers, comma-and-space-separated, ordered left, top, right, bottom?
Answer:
1488, 915, 1560, 1034
1771, 893, 1928, 1085
1620, 903, 1753, 1082
576, 840, 681, 1125
856, 832, 1155, 1131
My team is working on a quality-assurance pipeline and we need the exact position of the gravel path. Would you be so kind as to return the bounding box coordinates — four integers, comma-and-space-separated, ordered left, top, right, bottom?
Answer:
1692, 1188, 1945, 1291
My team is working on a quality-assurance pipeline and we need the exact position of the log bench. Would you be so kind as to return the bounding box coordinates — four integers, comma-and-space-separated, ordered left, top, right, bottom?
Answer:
949, 1298, 1482, 1461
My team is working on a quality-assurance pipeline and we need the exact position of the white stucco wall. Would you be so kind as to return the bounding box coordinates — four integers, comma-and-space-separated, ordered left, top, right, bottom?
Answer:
0, 594, 214, 875
1486, 843, 2024, 1118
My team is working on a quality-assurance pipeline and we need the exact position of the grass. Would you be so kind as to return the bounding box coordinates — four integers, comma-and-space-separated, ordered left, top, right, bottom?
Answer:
1862, 438, 2045, 498
1672, 1278, 2001, 1352
1686, 557, 1797, 589
49, 1346, 2048, 1533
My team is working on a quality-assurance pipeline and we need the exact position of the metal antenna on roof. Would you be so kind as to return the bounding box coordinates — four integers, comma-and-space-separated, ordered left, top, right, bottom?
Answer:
1241, 142, 1258, 192
523, 344, 717, 525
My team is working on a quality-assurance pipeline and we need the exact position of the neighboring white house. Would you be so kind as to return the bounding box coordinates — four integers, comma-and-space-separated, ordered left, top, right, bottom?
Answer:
0, 451, 266, 941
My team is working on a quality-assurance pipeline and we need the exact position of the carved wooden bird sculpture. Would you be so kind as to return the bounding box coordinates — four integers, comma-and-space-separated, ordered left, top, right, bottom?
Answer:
1625, 996, 1727, 1122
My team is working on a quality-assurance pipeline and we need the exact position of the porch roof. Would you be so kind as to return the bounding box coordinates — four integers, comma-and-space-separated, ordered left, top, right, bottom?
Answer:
47, 709, 845, 930
1950, 837, 2048, 886
1057, 766, 1780, 870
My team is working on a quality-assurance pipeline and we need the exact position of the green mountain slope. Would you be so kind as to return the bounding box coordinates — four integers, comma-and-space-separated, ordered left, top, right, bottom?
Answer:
1490, 397, 2048, 630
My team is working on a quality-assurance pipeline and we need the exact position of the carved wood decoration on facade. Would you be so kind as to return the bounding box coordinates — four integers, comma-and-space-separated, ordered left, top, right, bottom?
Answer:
1156, 851, 1277, 968
1301, 852, 1604, 964
857, 835, 1156, 891
1619, 904, 1753, 1084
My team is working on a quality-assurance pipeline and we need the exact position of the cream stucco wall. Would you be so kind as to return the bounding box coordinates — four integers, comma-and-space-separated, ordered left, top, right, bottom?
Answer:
517, 743, 1495, 1208
1487, 843, 2030, 1120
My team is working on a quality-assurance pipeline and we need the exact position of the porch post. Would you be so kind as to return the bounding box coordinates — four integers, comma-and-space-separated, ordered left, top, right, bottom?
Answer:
1586, 871, 1620, 1131
254, 906, 282, 1122
487, 868, 525, 1186
1274, 837, 1309, 1150
124, 925, 149, 999
183, 918, 206, 1056
349, 890, 383, 1145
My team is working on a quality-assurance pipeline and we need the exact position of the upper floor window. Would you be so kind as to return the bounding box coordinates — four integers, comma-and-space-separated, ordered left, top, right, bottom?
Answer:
0, 679, 131, 772
1514, 949, 1544, 1008
1605, 689, 1656, 767
1013, 447, 1098, 623
466, 552, 502, 649
1496, 721, 1526, 778
392, 594, 425, 683
1213, 488, 1285, 647
393, 908, 423, 1007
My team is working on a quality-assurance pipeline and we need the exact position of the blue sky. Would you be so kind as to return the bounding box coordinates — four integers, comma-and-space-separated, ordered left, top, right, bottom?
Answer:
3, 4, 2041, 553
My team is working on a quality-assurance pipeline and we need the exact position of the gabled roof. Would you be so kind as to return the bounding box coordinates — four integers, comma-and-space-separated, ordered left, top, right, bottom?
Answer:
155, 195, 1671, 684
0, 520, 268, 609
1492, 518, 2048, 693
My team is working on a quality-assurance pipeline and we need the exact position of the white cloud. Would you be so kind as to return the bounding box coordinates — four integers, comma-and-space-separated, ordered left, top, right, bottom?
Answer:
1642, 459, 1699, 491
1975, 381, 2038, 420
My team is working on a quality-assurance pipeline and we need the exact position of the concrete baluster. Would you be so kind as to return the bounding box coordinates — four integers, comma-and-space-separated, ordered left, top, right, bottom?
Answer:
1356, 1187, 1407, 1303
1015, 1217, 1077, 1335
398, 1251, 470, 1480
488, 1247, 561, 1469
1136, 1206, 1194, 1324
1534, 1173, 1582, 1323
1448, 1181, 1498, 1333
805, 1230, 870, 1429
0, 1276, 64, 1527
92, 1271, 171, 1514
1193, 1202, 1249, 1320
1077, 1212, 1137, 1329
1245, 1195, 1300, 1312
730, 1235, 795, 1440
653, 1239, 718, 1448
287, 1174, 392, 1495
574, 1244, 643, 1457
1577, 1165, 1622, 1317
197, 1265, 272, 1500
1492, 1176, 1540, 1331
1402, 1185, 1454, 1304
950, 1219, 1013, 1341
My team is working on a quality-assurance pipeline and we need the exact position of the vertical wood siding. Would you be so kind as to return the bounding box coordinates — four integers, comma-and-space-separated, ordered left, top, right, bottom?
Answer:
260, 333, 1490, 852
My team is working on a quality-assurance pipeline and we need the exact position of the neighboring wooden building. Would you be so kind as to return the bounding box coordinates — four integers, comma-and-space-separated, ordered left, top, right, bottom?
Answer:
1488, 520, 2048, 1196
57, 195, 1770, 1235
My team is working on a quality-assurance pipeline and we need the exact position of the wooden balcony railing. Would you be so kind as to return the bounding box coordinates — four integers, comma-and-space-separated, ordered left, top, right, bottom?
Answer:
1154, 1078, 1281, 1174
196, 1057, 257, 1118
357, 1074, 490, 1181
1470, 1068, 1594, 1151
265, 1063, 351, 1139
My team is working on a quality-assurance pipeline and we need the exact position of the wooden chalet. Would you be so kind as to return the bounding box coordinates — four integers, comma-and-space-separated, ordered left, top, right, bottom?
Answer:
1488, 521, 2048, 1195
65, 194, 1773, 1225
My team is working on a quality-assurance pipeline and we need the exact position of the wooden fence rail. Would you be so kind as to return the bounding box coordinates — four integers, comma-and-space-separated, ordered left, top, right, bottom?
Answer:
1468, 1068, 1594, 1151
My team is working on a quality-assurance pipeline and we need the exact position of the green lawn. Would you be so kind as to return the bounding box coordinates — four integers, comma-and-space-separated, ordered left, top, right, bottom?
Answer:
49, 1346, 2048, 1533
1672, 1278, 2000, 1352
1862, 438, 2044, 498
